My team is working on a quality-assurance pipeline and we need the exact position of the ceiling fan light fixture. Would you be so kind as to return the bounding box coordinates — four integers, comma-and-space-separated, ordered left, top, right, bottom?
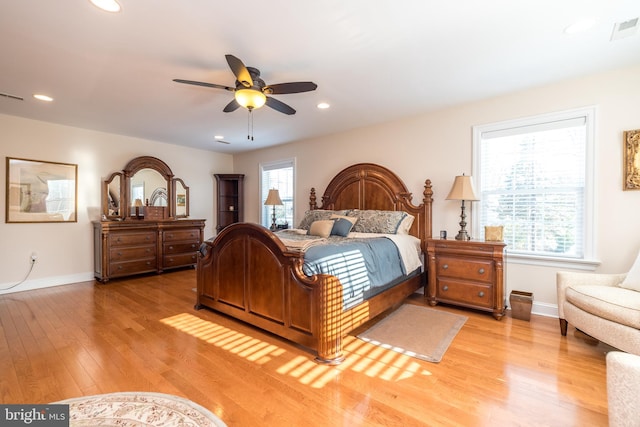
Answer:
89, 0, 121, 12
235, 89, 266, 110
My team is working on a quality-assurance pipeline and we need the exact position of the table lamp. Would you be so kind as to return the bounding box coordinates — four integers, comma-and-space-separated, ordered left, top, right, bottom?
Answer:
446, 174, 479, 240
264, 189, 283, 231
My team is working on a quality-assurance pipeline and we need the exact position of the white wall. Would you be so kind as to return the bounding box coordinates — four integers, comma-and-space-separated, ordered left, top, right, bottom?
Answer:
0, 114, 233, 294
233, 63, 640, 315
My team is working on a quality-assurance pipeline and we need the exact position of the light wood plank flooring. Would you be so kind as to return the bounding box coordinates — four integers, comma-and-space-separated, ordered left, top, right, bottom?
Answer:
0, 269, 611, 426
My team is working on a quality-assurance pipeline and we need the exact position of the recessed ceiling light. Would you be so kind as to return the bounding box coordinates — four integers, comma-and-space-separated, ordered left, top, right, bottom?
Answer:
214, 135, 224, 140
89, 0, 121, 12
317, 102, 330, 109
33, 94, 53, 102
564, 19, 596, 35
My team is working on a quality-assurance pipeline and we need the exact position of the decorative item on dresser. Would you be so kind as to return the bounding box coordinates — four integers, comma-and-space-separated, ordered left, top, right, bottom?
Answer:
264, 188, 284, 231
94, 156, 205, 282
214, 174, 244, 233
426, 239, 506, 320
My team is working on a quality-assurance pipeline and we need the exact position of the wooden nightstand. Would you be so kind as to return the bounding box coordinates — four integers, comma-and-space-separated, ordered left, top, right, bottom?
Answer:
426, 238, 506, 320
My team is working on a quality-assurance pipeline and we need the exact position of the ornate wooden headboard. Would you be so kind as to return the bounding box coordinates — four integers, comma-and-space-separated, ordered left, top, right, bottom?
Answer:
309, 163, 433, 248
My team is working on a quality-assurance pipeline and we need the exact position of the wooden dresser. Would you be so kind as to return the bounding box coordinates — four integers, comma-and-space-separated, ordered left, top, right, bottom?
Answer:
93, 219, 205, 282
426, 239, 506, 320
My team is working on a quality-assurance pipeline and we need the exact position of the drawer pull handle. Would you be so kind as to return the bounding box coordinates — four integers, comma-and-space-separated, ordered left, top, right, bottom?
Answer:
478, 268, 485, 274
442, 264, 448, 270
117, 252, 122, 256
190, 244, 196, 248
478, 291, 485, 297
443, 285, 449, 291
146, 261, 151, 265
146, 236, 150, 240
169, 246, 174, 250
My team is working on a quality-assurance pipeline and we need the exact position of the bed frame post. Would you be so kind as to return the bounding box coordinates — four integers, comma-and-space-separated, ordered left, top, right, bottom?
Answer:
314, 275, 346, 365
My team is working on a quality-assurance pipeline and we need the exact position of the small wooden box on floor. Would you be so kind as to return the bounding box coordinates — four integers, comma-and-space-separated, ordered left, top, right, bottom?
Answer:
426, 238, 506, 320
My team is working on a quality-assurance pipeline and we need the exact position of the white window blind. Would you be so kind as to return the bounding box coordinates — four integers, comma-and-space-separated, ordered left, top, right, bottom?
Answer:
473, 107, 595, 261
260, 159, 295, 228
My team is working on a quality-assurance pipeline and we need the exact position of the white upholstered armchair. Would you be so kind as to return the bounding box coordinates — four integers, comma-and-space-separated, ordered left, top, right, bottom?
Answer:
607, 351, 640, 427
556, 270, 640, 355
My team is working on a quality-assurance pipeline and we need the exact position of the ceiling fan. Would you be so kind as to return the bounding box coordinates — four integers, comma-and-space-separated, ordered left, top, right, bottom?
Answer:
174, 54, 318, 115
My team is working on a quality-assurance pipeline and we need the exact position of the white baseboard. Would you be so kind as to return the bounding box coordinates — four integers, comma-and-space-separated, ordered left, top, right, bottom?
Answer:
0, 272, 94, 295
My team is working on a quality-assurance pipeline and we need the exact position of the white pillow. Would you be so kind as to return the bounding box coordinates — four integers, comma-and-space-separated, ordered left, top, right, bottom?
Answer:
620, 250, 640, 291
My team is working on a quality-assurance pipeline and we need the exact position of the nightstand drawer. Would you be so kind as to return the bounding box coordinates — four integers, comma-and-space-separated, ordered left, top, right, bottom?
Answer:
437, 279, 493, 309
436, 256, 494, 283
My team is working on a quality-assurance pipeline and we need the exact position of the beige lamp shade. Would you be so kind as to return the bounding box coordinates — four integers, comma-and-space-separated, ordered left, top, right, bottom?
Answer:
264, 189, 283, 206
134, 198, 144, 207
446, 174, 479, 201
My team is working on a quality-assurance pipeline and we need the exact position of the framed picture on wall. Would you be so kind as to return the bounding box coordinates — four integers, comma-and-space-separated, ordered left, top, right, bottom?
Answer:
624, 129, 640, 190
5, 157, 78, 223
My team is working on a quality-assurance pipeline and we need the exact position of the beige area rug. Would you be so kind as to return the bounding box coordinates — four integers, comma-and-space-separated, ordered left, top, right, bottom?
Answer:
357, 304, 467, 363
54, 392, 227, 426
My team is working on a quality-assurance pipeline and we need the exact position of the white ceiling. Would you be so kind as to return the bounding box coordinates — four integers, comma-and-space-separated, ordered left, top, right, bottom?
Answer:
1, 1, 639, 154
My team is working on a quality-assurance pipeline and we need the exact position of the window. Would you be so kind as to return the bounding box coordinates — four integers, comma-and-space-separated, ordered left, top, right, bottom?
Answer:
472, 107, 596, 267
260, 159, 295, 229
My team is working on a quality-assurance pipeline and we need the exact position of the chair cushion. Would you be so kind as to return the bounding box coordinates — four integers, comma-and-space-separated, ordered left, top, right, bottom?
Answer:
566, 285, 640, 330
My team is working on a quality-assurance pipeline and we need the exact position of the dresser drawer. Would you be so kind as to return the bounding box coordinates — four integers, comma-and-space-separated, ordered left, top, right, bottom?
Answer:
163, 252, 198, 268
110, 231, 156, 246
110, 245, 155, 261
164, 229, 201, 242
437, 278, 494, 309
436, 256, 494, 283
109, 258, 157, 277
164, 242, 199, 254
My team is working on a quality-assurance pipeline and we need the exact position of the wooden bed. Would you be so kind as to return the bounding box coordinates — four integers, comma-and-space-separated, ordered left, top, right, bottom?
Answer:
195, 163, 433, 364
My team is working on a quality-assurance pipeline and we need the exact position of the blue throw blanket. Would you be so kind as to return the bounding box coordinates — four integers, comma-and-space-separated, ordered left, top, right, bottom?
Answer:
301, 237, 407, 310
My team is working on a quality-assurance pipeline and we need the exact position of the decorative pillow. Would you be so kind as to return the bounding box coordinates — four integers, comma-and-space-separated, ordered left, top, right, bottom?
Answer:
298, 210, 347, 230
396, 214, 415, 235
346, 209, 408, 234
308, 220, 335, 238
331, 218, 355, 237
620, 249, 640, 291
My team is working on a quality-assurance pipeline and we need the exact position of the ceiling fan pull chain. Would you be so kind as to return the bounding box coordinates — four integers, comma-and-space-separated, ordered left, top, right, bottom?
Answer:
247, 110, 255, 141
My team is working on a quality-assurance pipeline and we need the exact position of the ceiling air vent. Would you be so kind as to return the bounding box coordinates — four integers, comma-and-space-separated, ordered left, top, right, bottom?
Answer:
0, 92, 24, 101
611, 17, 639, 41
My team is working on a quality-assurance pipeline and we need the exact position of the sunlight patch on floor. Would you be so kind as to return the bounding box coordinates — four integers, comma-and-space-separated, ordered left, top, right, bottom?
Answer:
161, 312, 432, 388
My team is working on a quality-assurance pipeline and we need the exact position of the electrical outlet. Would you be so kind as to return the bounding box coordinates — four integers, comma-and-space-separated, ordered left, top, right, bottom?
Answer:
30, 252, 38, 262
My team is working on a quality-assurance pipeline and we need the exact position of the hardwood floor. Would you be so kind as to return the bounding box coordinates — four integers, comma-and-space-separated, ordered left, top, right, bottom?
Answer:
0, 269, 611, 426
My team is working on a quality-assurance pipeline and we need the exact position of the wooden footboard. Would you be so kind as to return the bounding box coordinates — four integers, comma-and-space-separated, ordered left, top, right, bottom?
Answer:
195, 222, 423, 363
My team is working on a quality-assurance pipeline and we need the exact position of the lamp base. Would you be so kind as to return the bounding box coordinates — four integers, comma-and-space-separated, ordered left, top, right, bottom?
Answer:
454, 230, 472, 241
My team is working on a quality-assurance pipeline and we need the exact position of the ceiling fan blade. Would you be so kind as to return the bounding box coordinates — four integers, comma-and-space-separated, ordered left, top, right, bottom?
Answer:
225, 54, 253, 88
263, 82, 318, 95
223, 99, 241, 113
217, 140, 231, 145
173, 79, 234, 91
265, 97, 296, 115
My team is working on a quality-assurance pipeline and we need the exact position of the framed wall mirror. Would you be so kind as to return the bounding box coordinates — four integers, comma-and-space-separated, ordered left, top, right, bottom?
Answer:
173, 178, 189, 218
101, 156, 190, 220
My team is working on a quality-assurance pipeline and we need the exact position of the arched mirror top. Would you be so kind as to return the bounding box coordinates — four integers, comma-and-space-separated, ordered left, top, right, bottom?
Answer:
123, 156, 173, 180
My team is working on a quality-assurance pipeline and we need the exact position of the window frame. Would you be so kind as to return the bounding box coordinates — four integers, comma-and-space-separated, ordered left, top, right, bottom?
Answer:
259, 158, 296, 229
472, 106, 598, 270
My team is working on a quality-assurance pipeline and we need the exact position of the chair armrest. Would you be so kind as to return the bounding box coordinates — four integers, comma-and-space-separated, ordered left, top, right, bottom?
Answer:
556, 271, 627, 318
607, 351, 640, 426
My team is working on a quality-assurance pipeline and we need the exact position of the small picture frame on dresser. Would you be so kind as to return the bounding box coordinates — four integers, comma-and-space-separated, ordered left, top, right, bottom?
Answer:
484, 225, 503, 242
